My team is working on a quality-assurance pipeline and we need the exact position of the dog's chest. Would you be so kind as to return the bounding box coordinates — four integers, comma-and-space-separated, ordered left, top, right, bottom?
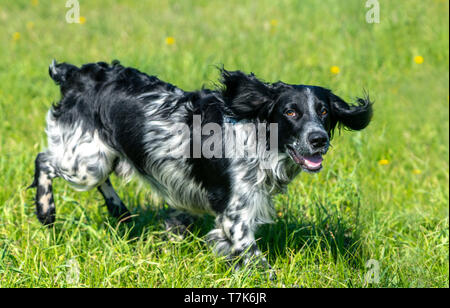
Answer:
144, 160, 213, 215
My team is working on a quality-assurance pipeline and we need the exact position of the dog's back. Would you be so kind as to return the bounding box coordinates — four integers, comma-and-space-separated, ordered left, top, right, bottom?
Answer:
49, 60, 154, 94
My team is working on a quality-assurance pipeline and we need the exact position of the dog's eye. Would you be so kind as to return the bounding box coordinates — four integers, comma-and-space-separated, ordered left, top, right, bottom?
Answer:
320, 109, 328, 116
285, 110, 297, 117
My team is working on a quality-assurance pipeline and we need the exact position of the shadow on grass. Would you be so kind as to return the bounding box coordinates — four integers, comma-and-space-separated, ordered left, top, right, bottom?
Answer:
109, 202, 215, 241
101, 196, 364, 268
257, 201, 365, 269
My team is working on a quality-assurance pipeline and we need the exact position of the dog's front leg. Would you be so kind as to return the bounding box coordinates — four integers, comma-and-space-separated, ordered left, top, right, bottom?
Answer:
207, 194, 274, 278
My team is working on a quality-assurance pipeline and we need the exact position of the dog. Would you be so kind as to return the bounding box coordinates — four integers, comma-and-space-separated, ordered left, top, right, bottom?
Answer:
31, 60, 372, 274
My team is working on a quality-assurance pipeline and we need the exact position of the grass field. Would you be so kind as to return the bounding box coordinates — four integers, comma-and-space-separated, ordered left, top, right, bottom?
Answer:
0, 0, 448, 288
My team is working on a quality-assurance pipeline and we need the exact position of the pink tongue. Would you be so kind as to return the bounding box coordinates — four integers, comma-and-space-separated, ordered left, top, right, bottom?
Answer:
303, 155, 323, 168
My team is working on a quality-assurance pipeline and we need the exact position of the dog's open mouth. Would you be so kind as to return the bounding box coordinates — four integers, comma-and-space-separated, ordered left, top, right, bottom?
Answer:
287, 147, 323, 172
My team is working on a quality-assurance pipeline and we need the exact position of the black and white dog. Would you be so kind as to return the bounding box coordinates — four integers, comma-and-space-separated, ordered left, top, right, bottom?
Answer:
31, 60, 372, 271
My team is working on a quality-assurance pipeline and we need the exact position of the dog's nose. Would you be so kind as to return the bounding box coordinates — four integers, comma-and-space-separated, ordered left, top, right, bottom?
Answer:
308, 132, 328, 149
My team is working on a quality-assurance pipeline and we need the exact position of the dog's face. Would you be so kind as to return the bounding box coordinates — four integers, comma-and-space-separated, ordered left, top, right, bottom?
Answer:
221, 70, 373, 172
269, 86, 333, 172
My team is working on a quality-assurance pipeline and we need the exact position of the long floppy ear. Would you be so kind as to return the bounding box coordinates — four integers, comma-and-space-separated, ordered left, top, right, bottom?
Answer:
220, 69, 276, 120
328, 91, 373, 137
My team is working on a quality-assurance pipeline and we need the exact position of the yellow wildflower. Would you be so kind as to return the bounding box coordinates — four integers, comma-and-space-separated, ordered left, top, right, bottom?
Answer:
79, 16, 86, 24
31, 0, 39, 6
165, 37, 175, 45
378, 159, 389, 165
414, 56, 424, 64
270, 19, 278, 27
330, 65, 340, 75
12, 32, 21, 41
26, 21, 34, 30
413, 169, 422, 175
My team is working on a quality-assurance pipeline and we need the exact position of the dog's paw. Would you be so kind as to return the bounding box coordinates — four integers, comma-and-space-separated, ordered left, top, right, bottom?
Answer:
268, 268, 277, 281
164, 210, 194, 240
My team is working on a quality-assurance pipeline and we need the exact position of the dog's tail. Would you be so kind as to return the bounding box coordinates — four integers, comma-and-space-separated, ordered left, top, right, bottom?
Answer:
48, 59, 79, 86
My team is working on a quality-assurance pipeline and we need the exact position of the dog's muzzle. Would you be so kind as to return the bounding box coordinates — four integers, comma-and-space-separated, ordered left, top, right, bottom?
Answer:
287, 131, 329, 172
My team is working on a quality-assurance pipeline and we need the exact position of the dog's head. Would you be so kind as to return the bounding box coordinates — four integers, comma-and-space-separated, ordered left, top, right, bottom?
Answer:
221, 70, 373, 173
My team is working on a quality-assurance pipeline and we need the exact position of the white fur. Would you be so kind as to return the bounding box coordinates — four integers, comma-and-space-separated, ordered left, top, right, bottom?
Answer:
45, 111, 117, 191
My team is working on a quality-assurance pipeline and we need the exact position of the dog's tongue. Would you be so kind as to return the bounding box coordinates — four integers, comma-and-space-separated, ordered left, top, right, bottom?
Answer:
303, 155, 323, 169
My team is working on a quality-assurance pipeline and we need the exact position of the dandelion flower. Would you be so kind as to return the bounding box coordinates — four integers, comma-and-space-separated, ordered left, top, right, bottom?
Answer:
26, 21, 34, 30
79, 16, 86, 24
414, 56, 424, 64
330, 65, 340, 75
378, 159, 389, 165
413, 169, 422, 175
165, 37, 175, 45
31, 0, 38, 6
12, 32, 21, 41
270, 19, 278, 27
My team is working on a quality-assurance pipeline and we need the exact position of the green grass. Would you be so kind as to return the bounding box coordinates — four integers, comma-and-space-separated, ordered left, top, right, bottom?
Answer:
0, 0, 448, 288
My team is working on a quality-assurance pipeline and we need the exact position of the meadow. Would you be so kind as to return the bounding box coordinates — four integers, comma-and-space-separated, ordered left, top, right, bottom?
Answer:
0, 0, 448, 287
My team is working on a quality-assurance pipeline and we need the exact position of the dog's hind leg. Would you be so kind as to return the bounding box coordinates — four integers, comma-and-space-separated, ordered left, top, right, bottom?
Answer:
30, 152, 58, 226
97, 178, 132, 221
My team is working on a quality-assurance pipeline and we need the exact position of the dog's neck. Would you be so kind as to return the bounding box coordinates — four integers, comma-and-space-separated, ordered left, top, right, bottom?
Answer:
224, 117, 302, 194
262, 151, 301, 194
